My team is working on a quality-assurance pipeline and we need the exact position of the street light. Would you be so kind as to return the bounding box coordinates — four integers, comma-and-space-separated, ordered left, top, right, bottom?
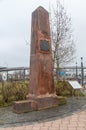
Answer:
81, 57, 84, 86
76, 62, 78, 79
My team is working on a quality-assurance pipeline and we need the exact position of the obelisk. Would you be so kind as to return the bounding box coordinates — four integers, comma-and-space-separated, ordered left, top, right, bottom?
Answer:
13, 6, 58, 113
27, 6, 58, 110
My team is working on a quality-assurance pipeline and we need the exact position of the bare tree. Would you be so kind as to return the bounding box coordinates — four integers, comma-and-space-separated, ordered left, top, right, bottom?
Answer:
50, 0, 75, 76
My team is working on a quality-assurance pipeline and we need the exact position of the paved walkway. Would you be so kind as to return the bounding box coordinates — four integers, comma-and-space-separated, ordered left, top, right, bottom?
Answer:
1, 97, 86, 130
1, 110, 86, 130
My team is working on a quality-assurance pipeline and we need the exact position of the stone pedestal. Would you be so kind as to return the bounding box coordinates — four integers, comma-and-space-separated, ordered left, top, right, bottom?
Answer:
13, 100, 38, 114
13, 94, 58, 114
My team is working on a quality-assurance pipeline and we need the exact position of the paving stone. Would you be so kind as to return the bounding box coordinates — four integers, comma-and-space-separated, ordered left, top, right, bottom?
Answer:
76, 127, 85, 130
60, 125, 68, 130
40, 126, 49, 130
68, 128, 77, 130
0, 128, 13, 130
13, 126, 25, 130
49, 128, 60, 130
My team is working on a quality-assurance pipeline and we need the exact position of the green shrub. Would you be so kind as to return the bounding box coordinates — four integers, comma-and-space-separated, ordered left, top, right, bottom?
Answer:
1, 82, 14, 102
0, 83, 3, 95
0, 95, 4, 106
0, 81, 29, 107
74, 90, 84, 97
58, 96, 67, 105
61, 90, 71, 97
54, 80, 84, 97
55, 81, 72, 97
14, 82, 28, 100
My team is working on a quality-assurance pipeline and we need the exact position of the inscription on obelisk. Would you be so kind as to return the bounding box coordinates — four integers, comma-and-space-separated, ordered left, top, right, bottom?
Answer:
29, 6, 54, 96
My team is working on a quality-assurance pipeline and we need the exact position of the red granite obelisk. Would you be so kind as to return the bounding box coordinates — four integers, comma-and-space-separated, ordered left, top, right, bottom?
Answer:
27, 6, 58, 110
13, 6, 58, 113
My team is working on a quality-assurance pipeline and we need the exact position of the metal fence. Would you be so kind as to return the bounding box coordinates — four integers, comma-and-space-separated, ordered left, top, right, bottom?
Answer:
56, 66, 86, 86
0, 67, 29, 82
0, 66, 86, 86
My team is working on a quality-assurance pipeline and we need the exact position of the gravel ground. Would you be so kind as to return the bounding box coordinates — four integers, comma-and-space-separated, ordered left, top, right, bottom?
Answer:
0, 97, 86, 128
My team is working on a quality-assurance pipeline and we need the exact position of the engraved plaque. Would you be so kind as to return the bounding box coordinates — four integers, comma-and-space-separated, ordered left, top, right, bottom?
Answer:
40, 40, 50, 51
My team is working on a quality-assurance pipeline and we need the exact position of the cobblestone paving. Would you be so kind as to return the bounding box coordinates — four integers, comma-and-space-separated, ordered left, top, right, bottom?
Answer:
1, 97, 86, 130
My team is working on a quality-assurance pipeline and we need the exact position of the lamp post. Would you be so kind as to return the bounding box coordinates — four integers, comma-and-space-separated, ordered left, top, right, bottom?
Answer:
76, 62, 78, 80
81, 57, 84, 86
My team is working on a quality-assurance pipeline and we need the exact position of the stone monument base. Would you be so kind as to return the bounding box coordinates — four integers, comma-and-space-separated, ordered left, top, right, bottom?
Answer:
13, 94, 58, 114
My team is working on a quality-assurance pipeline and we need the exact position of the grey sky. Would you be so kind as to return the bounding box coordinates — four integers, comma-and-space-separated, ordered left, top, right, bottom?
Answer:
0, 0, 86, 67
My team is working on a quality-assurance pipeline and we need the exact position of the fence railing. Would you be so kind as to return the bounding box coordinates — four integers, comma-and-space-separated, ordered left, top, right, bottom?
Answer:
55, 66, 86, 86
0, 67, 29, 82
0, 66, 86, 85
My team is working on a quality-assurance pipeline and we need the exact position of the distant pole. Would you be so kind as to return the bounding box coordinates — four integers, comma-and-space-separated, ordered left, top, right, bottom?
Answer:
81, 57, 84, 86
23, 68, 25, 81
76, 62, 78, 79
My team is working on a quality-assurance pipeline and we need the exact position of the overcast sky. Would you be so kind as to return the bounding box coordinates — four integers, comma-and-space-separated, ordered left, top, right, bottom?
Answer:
0, 0, 86, 67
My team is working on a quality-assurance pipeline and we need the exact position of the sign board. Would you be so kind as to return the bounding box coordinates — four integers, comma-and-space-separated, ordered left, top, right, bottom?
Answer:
2, 73, 7, 81
68, 80, 82, 89
59, 71, 65, 76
